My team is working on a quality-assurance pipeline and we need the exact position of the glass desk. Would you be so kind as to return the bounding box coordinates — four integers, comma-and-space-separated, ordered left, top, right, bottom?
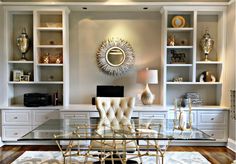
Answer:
19, 119, 214, 164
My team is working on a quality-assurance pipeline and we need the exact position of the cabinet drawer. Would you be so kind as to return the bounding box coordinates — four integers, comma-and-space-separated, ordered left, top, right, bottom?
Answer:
60, 112, 89, 119
168, 111, 197, 125
2, 110, 31, 125
139, 112, 167, 119
200, 129, 227, 141
2, 126, 31, 141
32, 110, 59, 126
198, 111, 227, 126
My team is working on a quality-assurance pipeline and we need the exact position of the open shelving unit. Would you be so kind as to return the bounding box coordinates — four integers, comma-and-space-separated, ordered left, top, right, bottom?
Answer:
3, 7, 70, 107
161, 7, 226, 107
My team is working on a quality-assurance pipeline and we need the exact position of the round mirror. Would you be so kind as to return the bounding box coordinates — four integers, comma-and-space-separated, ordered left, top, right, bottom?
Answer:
106, 47, 125, 67
97, 38, 135, 76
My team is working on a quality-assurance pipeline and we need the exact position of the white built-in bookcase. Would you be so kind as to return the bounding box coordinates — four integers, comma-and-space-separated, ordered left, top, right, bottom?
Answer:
161, 6, 226, 107
3, 6, 70, 107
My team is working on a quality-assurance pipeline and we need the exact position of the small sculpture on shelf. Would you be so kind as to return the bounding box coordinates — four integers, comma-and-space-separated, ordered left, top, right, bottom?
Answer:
170, 50, 186, 64
16, 28, 30, 61
199, 29, 214, 61
55, 54, 63, 64
199, 71, 216, 82
173, 76, 183, 82
42, 53, 50, 64
167, 33, 175, 46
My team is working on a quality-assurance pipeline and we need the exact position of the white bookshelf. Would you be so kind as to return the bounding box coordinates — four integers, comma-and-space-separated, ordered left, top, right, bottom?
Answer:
3, 7, 70, 107
161, 6, 226, 107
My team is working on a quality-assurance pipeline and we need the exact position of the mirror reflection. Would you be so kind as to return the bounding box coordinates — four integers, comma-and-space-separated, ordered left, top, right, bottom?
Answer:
106, 47, 125, 67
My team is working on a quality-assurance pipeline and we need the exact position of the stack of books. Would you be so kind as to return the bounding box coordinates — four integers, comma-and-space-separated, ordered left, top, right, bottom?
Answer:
184, 92, 203, 106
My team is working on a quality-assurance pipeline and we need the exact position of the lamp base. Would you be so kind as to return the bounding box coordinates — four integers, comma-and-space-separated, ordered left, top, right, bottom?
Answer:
141, 84, 155, 105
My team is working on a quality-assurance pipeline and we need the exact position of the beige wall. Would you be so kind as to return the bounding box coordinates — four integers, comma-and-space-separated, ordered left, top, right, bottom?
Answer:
226, 0, 236, 140
69, 11, 162, 104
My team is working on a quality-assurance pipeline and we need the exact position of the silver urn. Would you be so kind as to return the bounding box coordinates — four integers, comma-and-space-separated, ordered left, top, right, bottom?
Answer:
199, 30, 214, 61
16, 28, 30, 61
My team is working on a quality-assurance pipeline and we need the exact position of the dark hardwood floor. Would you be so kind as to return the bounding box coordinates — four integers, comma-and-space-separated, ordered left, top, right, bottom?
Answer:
0, 145, 235, 164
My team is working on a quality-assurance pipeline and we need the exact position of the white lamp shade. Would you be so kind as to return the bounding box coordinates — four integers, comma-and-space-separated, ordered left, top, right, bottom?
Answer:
137, 69, 158, 84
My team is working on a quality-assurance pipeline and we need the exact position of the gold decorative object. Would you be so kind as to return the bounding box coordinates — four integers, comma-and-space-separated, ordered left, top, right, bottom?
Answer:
199, 29, 214, 61
43, 53, 50, 64
172, 16, 186, 28
55, 56, 61, 64
173, 98, 192, 131
137, 68, 158, 105
167, 33, 175, 46
199, 71, 216, 82
16, 28, 30, 60
96, 38, 135, 76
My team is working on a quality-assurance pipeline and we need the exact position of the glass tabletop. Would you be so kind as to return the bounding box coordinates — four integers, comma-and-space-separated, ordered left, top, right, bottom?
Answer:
19, 118, 214, 141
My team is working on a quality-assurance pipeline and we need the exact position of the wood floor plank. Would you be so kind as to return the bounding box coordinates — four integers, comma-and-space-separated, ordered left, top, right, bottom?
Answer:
0, 146, 235, 164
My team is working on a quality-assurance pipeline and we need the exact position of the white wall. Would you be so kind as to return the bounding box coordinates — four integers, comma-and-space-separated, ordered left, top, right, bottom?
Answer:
69, 11, 162, 104
0, 5, 3, 145
226, 0, 236, 141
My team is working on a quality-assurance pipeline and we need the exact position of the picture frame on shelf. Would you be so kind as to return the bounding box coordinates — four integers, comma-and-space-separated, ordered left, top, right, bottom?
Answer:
20, 75, 30, 82
13, 70, 23, 82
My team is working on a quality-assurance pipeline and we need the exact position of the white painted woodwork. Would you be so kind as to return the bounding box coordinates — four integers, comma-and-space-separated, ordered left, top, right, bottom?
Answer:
2, 110, 31, 125
32, 110, 59, 126
3, 6, 70, 107
2, 126, 32, 141
0, 4, 231, 146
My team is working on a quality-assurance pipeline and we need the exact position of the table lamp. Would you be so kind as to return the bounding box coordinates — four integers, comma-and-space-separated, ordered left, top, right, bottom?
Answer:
137, 68, 158, 105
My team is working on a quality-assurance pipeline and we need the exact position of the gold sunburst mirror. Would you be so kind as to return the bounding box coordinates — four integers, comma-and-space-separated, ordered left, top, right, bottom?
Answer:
97, 38, 135, 76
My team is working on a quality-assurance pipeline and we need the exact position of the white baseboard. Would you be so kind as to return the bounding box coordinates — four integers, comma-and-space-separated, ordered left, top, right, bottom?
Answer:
0, 137, 4, 147
227, 138, 236, 152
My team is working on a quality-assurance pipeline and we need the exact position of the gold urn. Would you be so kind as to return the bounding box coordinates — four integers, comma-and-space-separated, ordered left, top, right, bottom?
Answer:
199, 30, 214, 61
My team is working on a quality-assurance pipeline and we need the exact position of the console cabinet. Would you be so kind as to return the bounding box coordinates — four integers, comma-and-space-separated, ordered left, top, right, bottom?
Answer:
168, 109, 229, 142
1, 109, 59, 141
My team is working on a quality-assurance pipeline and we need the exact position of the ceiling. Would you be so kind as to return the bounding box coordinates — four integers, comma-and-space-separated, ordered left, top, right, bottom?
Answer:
1, 0, 230, 2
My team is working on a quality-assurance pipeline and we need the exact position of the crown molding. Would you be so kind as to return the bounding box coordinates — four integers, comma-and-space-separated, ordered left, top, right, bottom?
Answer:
228, 0, 235, 5
0, 1, 229, 6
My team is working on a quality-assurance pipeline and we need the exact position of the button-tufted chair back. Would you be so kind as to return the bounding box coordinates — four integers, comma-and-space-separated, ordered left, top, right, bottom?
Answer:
96, 97, 135, 132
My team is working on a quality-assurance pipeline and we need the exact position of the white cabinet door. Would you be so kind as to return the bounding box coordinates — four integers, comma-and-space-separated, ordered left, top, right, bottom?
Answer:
2, 110, 32, 125
60, 112, 89, 119
32, 110, 59, 126
2, 126, 32, 141
198, 128, 227, 142
60, 112, 90, 146
198, 111, 227, 127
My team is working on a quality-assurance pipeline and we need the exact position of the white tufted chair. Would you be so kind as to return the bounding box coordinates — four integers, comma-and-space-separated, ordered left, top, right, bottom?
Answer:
90, 97, 137, 151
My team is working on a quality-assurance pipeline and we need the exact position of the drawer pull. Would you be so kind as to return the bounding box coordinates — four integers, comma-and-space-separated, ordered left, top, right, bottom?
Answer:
14, 117, 18, 119
211, 134, 214, 136
210, 118, 214, 120
14, 133, 18, 135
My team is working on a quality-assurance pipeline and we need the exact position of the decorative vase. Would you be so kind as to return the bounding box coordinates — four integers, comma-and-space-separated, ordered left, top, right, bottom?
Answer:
16, 28, 30, 61
141, 84, 155, 105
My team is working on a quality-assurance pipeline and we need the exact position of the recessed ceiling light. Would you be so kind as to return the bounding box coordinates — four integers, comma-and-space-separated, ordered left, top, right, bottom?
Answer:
143, 7, 148, 10
82, 7, 87, 10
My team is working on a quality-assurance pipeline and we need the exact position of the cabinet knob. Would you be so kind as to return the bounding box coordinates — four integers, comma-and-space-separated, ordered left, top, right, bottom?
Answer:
211, 134, 214, 136
211, 118, 214, 120
14, 117, 18, 119
14, 133, 18, 135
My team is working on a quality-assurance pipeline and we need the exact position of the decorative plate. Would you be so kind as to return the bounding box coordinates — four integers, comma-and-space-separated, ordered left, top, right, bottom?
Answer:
172, 16, 186, 28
